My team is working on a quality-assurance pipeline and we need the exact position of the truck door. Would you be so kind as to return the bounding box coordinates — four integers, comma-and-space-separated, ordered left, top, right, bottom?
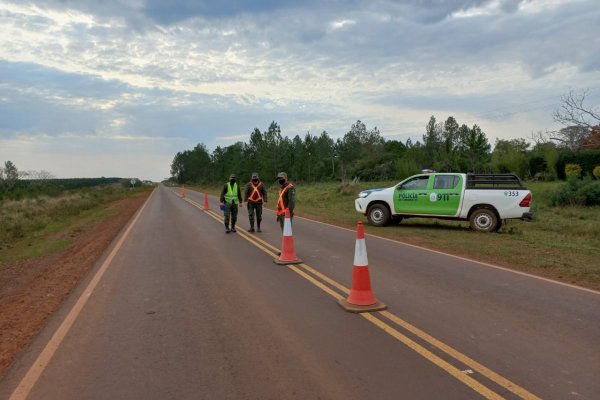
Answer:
394, 175, 432, 214
430, 174, 462, 216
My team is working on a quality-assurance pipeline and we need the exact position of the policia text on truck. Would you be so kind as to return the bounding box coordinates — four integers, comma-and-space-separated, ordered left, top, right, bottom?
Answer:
355, 172, 533, 232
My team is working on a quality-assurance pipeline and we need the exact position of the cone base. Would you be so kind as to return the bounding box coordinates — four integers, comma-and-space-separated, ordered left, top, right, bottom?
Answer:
273, 258, 303, 265
337, 298, 387, 313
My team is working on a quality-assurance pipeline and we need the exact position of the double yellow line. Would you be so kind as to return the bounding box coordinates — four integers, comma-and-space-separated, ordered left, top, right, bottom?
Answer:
180, 192, 542, 400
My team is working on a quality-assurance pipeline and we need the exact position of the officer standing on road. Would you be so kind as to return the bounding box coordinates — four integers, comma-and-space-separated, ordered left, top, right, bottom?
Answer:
220, 174, 243, 233
275, 172, 295, 230
245, 172, 267, 233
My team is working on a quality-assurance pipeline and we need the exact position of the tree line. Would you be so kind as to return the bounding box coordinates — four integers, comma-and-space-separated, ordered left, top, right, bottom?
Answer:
170, 117, 600, 185
0, 161, 139, 200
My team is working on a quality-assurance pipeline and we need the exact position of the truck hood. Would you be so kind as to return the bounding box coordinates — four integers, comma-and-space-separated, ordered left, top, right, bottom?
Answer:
357, 187, 387, 199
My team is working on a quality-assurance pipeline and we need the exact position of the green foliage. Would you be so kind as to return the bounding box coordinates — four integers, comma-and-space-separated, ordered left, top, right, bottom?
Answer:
0, 186, 145, 249
0, 177, 125, 201
593, 166, 600, 179
565, 163, 582, 179
556, 149, 600, 179
169, 117, 597, 201
0, 161, 19, 189
551, 178, 600, 206
491, 138, 530, 178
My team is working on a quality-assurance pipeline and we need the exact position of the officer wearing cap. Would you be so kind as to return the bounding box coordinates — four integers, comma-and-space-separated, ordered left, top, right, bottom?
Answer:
244, 172, 267, 232
220, 173, 243, 233
275, 171, 296, 230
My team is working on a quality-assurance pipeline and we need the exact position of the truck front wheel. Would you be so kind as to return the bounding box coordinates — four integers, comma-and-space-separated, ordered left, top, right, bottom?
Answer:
367, 204, 390, 226
469, 208, 498, 232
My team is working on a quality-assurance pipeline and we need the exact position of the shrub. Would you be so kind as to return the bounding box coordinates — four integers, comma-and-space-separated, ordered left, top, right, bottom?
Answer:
593, 165, 600, 180
565, 163, 582, 179
551, 178, 600, 206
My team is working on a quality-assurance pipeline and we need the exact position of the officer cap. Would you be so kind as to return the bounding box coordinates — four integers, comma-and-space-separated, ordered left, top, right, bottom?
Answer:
251, 172, 259, 179
229, 173, 237, 179
276, 172, 287, 179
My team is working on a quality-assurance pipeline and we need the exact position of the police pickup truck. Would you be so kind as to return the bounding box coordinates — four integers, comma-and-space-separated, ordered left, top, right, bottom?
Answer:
355, 173, 533, 232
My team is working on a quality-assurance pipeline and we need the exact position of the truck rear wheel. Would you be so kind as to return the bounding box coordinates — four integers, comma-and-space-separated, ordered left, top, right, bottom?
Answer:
469, 208, 498, 232
367, 204, 390, 226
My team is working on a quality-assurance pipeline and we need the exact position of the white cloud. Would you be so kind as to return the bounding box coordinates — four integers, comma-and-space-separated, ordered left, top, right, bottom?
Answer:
0, 0, 599, 179
450, 0, 504, 18
518, 0, 585, 14
330, 19, 355, 30
215, 134, 250, 142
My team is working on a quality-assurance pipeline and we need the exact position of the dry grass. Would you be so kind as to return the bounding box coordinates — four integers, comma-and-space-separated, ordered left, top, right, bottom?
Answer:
0, 186, 149, 255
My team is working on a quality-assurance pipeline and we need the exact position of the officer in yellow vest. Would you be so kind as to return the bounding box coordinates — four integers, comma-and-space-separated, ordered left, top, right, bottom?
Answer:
244, 172, 268, 232
276, 171, 295, 230
219, 174, 243, 233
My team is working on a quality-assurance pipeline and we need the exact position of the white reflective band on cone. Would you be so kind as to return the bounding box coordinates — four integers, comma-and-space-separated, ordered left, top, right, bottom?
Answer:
283, 216, 293, 236
354, 238, 368, 266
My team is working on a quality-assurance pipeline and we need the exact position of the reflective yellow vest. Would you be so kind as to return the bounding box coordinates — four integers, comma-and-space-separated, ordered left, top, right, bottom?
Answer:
224, 182, 238, 204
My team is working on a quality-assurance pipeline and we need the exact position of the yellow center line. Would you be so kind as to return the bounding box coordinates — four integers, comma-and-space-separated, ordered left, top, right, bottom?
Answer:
378, 311, 541, 400
361, 313, 506, 400
179, 190, 542, 400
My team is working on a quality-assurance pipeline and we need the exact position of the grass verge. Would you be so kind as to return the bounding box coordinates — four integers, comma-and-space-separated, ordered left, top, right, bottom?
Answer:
0, 186, 152, 263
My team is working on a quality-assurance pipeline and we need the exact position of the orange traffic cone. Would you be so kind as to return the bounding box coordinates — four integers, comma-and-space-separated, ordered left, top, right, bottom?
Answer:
274, 209, 302, 265
182, 184, 186, 198
338, 222, 387, 313
203, 192, 210, 210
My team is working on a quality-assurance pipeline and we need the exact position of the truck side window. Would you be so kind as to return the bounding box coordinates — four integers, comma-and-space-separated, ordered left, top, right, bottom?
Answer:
434, 175, 459, 189
400, 176, 429, 190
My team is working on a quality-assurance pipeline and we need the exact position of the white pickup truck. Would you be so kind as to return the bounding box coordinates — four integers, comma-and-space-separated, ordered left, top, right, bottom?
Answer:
355, 173, 533, 232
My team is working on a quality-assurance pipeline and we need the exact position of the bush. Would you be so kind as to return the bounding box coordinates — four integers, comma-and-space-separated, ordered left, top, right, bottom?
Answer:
593, 166, 600, 180
551, 178, 600, 206
565, 163, 582, 179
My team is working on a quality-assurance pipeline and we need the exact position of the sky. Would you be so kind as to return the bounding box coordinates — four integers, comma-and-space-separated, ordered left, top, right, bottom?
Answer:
1, 0, 599, 182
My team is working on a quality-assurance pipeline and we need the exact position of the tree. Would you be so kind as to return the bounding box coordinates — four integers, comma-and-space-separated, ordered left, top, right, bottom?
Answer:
423, 115, 441, 165
551, 125, 590, 151
491, 139, 530, 177
553, 89, 600, 130
580, 126, 600, 150
551, 88, 600, 150
460, 124, 491, 173
1, 161, 19, 189
438, 116, 461, 171
264, 121, 283, 177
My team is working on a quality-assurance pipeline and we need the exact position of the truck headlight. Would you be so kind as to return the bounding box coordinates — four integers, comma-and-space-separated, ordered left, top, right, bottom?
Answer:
358, 191, 370, 198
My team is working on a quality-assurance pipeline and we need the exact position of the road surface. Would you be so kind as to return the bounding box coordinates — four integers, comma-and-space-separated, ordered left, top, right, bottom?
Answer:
1, 184, 598, 399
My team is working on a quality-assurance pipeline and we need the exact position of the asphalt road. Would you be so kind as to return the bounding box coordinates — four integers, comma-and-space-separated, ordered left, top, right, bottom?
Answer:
1, 184, 598, 400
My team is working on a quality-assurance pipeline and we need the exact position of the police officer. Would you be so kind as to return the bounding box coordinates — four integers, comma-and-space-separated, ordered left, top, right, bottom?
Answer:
275, 171, 295, 230
220, 174, 243, 233
245, 172, 267, 232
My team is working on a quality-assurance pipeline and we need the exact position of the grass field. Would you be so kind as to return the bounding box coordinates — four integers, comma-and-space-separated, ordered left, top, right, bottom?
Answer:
0, 186, 153, 263
190, 180, 600, 291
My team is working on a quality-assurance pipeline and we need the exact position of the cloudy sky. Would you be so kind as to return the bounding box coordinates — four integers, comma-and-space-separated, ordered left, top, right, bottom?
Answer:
1, 0, 599, 181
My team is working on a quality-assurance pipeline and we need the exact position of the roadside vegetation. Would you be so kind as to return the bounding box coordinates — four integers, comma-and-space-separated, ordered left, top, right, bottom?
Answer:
0, 166, 152, 262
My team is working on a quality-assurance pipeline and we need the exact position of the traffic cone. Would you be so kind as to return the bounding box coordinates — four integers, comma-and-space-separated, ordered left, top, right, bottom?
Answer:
274, 209, 302, 265
203, 192, 210, 210
338, 222, 387, 313
182, 184, 186, 198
